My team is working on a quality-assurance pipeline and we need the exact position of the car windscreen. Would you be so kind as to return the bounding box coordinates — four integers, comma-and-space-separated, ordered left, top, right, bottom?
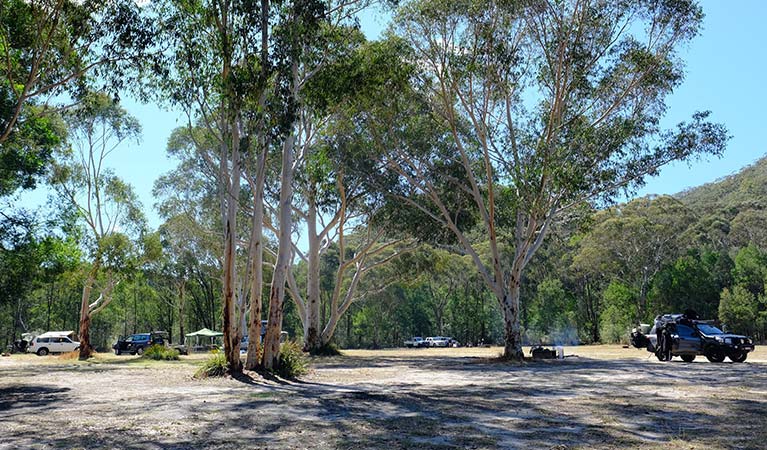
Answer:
696, 324, 724, 335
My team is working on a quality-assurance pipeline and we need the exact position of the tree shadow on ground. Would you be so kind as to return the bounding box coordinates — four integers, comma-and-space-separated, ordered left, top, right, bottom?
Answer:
4, 355, 767, 449
0, 385, 71, 416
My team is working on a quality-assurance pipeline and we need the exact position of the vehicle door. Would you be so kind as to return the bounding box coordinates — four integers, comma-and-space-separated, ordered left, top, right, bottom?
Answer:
34, 337, 50, 352
675, 324, 701, 353
49, 337, 65, 353
61, 337, 76, 352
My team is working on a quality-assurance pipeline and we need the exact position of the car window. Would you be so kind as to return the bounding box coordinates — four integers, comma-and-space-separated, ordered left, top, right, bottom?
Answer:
676, 325, 696, 338
38, 337, 49, 343
696, 323, 724, 335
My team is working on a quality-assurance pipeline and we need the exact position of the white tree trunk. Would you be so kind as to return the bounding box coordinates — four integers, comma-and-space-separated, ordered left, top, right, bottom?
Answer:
304, 187, 322, 352
262, 133, 295, 370
245, 150, 267, 370
221, 120, 242, 374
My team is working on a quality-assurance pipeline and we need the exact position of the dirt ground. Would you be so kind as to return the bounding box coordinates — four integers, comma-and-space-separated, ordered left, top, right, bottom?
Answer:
2, 345, 766, 450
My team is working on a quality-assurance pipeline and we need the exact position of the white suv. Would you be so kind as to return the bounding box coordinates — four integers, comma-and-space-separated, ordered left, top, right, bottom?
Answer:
28, 333, 80, 355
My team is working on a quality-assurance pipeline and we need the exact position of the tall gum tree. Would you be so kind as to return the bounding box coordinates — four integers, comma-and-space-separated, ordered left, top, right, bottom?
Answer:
150, 0, 279, 374
150, 0, 370, 372
279, 37, 416, 353
260, 0, 383, 369
391, 0, 728, 358
50, 93, 157, 359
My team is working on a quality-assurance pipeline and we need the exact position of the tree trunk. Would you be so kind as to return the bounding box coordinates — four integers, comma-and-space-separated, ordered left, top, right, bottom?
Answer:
221, 121, 243, 375
304, 188, 322, 352
501, 275, 524, 360
262, 133, 295, 370
245, 156, 266, 371
78, 269, 98, 360
178, 281, 186, 346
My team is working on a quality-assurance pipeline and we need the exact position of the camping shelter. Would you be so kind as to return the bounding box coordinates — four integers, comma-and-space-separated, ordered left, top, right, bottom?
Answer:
185, 328, 224, 352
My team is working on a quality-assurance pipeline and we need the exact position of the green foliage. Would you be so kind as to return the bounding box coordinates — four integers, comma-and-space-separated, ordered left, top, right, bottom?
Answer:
718, 285, 759, 336
733, 245, 767, 296
649, 250, 724, 320
599, 282, 637, 344
1, 0, 155, 169
275, 340, 309, 379
142, 344, 180, 361
527, 278, 577, 344
0, 104, 66, 196
194, 352, 228, 378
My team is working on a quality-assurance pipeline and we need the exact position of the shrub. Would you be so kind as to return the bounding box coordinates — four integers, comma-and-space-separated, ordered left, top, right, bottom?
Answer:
276, 340, 308, 379
143, 344, 180, 361
195, 352, 228, 378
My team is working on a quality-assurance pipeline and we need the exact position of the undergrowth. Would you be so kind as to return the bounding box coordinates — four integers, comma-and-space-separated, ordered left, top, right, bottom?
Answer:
143, 345, 180, 361
276, 340, 309, 379
195, 352, 228, 378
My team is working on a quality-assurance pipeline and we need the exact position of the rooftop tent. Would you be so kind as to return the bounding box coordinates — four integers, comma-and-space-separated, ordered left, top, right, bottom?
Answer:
38, 331, 76, 339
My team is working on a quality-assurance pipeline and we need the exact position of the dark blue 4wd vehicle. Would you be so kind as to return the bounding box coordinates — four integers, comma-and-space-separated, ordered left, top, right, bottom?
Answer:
631, 313, 755, 363
113, 332, 167, 355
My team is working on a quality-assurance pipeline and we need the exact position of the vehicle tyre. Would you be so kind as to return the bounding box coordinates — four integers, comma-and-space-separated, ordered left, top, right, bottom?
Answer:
681, 354, 695, 363
136, 346, 144, 356
729, 351, 748, 363
73, 346, 80, 352
114, 348, 121, 355
37, 348, 49, 356
705, 346, 725, 363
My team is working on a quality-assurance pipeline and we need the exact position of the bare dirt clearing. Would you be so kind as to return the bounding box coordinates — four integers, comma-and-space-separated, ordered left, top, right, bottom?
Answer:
2, 346, 765, 449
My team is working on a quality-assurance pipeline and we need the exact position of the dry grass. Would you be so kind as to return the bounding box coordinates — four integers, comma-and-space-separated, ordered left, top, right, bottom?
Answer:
1, 345, 765, 450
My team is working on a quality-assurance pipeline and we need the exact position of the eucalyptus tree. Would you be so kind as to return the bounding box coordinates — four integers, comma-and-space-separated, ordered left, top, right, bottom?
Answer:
150, 0, 372, 371
50, 93, 159, 359
149, 0, 284, 373
279, 37, 417, 353
154, 125, 235, 346
389, 0, 728, 358
1, 0, 154, 193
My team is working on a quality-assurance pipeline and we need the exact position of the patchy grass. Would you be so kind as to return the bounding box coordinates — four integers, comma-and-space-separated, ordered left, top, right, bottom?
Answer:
1, 345, 765, 449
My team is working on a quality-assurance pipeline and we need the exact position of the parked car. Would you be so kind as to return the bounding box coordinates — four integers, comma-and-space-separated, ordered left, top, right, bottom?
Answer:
113, 331, 169, 355
240, 321, 288, 352
429, 336, 451, 347
631, 313, 755, 363
404, 337, 427, 348
27, 331, 80, 356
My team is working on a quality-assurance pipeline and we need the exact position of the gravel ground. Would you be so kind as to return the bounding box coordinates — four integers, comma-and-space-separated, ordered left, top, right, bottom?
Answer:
1, 345, 765, 450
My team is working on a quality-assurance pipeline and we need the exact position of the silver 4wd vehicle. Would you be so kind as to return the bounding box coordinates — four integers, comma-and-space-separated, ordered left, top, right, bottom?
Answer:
404, 337, 427, 348
631, 313, 755, 363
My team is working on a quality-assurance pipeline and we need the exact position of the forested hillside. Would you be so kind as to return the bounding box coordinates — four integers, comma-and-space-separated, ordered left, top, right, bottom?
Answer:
679, 155, 767, 212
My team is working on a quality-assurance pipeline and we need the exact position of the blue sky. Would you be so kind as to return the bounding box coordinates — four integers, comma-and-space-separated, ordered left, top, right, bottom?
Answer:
18, 0, 767, 229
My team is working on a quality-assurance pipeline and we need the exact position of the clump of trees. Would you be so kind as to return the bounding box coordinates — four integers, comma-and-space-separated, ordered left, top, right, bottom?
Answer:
6, 0, 767, 375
